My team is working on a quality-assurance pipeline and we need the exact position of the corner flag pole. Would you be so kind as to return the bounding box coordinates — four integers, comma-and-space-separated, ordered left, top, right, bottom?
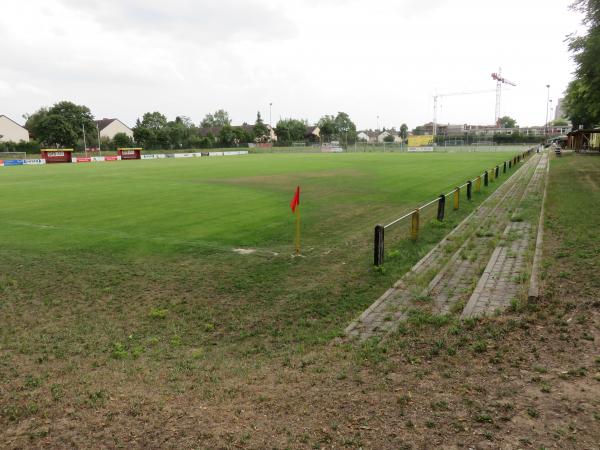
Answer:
295, 205, 301, 255
290, 185, 301, 255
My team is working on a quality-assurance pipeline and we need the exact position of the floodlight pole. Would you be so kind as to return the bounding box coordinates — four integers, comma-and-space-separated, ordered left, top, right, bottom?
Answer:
96, 122, 102, 156
545, 84, 550, 135
82, 123, 87, 157
269, 102, 272, 128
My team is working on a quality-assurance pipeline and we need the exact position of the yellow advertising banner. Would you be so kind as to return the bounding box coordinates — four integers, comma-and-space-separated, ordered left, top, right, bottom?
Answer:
408, 135, 434, 147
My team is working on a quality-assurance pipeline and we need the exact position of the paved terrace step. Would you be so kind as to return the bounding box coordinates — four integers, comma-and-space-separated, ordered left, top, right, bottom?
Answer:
346, 153, 541, 341
461, 152, 548, 318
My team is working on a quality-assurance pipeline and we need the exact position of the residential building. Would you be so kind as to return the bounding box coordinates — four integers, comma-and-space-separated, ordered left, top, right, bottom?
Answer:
0, 115, 29, 142
554, 98, 565, 121
95, 118, 134, 140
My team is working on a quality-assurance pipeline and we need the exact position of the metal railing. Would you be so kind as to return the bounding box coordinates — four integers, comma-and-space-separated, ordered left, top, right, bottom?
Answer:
373, 148, 536, 266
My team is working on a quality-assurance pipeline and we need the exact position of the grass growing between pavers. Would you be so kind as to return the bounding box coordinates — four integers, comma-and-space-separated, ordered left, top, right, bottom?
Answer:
9, 151, 589, 448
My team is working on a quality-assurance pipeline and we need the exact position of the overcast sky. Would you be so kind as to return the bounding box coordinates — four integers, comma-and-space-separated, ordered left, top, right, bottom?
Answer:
0, 0, 585, 130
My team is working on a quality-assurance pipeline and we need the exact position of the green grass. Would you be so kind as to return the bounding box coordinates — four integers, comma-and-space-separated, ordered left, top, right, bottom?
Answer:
0, 152, 519, 363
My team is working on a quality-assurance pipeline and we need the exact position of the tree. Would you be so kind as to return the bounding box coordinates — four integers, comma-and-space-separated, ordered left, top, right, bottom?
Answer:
565, 0, 600, 127
253, 111, 270, 142
36, 114, 79, 147
334, 112, 357, 144
498, 116, 517, 128
317, 115, 336, 142
24, 107, 49, 140
113, 132, 133, 147
275, 118, 307, 145
383, 134, 395, 143
140, 112, 167, 130
24, 101, 95, 147
550, 118, 569, 126
201, 109, 231, 128
412, 126, 426, 136
400, 123, 408, 140
218, 124, 235, 146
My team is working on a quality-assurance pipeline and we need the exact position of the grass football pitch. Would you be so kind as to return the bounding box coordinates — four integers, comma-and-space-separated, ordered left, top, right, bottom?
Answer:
0, 152, 522, 350
1, 151, 522, 426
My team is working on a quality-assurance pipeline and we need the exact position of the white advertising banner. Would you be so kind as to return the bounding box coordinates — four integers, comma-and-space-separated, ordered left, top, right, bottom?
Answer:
91, 156, 106, 162
408, 147, 434, 152
141, 154, 156, 160
24, 159, 46, 165
209, 152, 224, 156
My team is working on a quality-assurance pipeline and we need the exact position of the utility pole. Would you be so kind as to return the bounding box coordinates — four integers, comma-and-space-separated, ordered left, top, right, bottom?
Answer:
269, 102, 272, 128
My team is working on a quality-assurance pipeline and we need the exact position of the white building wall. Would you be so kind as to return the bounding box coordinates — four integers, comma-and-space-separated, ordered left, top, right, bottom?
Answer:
100, 120, 133, 139
0, 115, 29, 142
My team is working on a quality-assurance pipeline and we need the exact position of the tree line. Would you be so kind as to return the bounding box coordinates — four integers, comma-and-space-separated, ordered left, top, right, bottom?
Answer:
9, 101, 361, 151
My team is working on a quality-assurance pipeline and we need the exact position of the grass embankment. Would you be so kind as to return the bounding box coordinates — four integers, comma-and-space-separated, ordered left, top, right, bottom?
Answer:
2, 151, 565, 448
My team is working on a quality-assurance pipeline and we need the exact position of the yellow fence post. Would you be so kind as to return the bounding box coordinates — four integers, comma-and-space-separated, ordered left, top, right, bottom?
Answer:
490, 168, 495, 182
411, 209, 419, 240
453, 187, 460, 210
476, 176, 481, 192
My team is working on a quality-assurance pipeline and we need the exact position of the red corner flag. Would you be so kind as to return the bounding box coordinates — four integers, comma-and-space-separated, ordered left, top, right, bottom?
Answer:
290, 186, 300, 213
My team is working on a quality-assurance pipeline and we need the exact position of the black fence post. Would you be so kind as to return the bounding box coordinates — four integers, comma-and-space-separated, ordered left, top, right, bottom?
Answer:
467, 181, 472, 201
374, 225, 384, 266
495, 165, 499, 178
484, 171, 489, 187
503, 161, 507, 173
437, 194, 445, 221
509, 160, 512, 169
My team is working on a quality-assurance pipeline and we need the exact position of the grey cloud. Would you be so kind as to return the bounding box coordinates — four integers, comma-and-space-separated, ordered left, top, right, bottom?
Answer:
58, 0, 296, 43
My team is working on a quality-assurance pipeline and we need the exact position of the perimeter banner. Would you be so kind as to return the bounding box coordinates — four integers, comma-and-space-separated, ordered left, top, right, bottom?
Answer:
407, 135, 434, 147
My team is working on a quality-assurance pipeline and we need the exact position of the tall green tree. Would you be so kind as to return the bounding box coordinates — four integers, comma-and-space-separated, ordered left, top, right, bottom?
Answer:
400, 123, 409, 140
334, 112, 357, 144
565, 0, 600, 127
23, 107, 49, 140
37, 114, 79, 147
253, 111, 270, 142
24, 101, 94, 147
317, 115, 336, 142
201, 109, 231, 128
498, 116, 517, 128
275, 118, 307, 144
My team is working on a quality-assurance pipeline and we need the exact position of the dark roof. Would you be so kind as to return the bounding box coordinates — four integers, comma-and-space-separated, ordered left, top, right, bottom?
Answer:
95, 118, 132, 132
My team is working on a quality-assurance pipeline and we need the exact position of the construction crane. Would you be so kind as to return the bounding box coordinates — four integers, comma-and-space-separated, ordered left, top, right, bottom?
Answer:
432, 89, 496, 136
491, 68, 516, 125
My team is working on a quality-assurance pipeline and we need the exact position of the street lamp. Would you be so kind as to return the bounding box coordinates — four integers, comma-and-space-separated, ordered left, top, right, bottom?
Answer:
377, 115, 380, 131
545, 84, 550, 135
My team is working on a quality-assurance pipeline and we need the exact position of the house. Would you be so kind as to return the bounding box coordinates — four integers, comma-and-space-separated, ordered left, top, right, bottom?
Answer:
0, 115, 29, 142
306, 126, 320, 142
95, 118, 134, 140
357, 130, 381, 143
357, 131, 369, 142
377, 130, 402, 143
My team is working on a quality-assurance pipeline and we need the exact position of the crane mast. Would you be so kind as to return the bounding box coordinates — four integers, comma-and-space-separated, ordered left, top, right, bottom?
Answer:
491, 68, 516, 125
